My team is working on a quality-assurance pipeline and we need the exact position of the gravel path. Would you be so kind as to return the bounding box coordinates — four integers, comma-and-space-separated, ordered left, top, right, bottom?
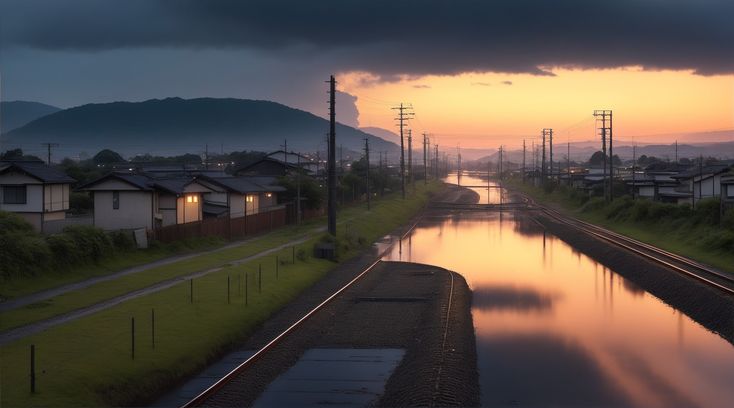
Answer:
198, 261, 478, 408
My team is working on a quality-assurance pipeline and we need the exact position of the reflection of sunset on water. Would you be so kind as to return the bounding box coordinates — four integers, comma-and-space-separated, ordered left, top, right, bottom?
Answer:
384, 211, 734, 407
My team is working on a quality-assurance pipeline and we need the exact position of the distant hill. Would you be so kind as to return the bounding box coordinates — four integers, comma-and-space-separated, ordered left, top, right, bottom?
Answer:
0, 101, 61, 133
360, 126, 400, 144
2, 97, 399, 158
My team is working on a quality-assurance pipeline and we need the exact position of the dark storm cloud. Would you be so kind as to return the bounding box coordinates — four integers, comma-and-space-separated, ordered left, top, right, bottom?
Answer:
2, 0, 733, 76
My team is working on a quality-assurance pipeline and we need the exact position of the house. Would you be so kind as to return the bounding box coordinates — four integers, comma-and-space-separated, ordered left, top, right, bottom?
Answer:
196, 175, 286, 218
0, 160, 76, 231
673, 163, 733, 204
78, 173, 214, 230
721, 173, 734, 207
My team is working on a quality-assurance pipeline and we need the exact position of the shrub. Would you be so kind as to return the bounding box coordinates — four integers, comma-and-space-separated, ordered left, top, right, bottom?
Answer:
580, 197, 606, 213
629, 199, 652, 222
0, 211, 35, 234
0, 232, 52, 279
109, 230, 136, 251
723, 208, 734, 229
693, 198, 722, 226
46, 234, 83, 267
61, 225, 113, 261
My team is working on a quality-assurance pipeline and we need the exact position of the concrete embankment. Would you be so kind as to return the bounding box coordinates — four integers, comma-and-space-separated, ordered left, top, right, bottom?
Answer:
199, 260, 479, 407
532, 211, 734, 344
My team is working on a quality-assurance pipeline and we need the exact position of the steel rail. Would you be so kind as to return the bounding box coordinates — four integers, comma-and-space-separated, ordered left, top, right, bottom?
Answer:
180, 216, 424, 408
536, 205, 734, 295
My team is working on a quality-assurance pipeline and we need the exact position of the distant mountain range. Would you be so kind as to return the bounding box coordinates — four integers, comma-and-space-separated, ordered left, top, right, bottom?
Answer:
0, 101, 61, 133
1, 97, 400, 159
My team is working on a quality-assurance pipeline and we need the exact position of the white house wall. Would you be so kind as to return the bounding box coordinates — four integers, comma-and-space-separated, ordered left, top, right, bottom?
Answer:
44, 184, 69, 212
158, 193, 177, 227
0, 184, 43, 212
94, 191, 153, 230
229, 193, 245, 218
176, 195, 202, 224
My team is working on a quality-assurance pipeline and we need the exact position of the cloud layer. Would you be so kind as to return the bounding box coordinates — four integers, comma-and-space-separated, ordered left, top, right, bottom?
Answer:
2, 0, 733, 77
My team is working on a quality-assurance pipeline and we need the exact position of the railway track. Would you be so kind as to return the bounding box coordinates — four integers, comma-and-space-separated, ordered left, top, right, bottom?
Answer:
522, 196, 734, 296
180, 216, 435, 408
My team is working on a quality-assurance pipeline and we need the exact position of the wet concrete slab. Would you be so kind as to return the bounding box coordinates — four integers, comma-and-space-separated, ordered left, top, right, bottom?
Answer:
152, 350, 255, 408
252, 348, 405, 408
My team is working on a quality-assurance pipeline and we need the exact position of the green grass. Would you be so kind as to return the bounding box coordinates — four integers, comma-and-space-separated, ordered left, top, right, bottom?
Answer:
0, 182, 442, 408
508, 179, 734, 274
0, 237, 225, 301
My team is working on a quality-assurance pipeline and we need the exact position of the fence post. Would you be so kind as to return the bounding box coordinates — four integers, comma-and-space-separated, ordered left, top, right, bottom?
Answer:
245, 272, 248, 306
258, 264, 262, 293
190, 278, 193, 304
276, 255, 279, 280
227, 275, 231, 304
151, 308, 155, 350
131, 317, 135, 360
30, 344, 36, 394
292, 246, 295, 263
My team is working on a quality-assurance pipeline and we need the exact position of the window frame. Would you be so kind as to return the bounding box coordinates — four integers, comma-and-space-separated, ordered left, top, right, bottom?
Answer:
2, 185, 27, 204
112, 191, 120, 210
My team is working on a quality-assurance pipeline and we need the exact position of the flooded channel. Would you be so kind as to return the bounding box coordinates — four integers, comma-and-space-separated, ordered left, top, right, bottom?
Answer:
383, 175, 734, 407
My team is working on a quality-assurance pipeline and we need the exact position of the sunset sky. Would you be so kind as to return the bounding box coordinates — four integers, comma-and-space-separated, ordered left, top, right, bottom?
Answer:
1, 0, 732, 149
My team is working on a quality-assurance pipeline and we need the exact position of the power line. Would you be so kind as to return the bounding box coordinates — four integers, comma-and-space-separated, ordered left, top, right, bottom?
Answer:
392, 103, 414, 199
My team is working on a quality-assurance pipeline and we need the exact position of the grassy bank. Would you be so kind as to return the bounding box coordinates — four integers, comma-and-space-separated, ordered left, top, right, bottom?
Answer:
0, 181, 441, 408
507, 179, 734, 274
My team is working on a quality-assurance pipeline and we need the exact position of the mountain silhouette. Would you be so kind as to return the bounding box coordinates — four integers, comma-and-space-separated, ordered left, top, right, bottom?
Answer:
2, 97, 399, 157
1, 101, 61, 133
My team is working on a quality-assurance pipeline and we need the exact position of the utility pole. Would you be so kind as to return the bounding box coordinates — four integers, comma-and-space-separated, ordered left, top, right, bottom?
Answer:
392, 104, 414, 199
632, 144, 636, 200
423, 132, 429, 184
457, 145, 462, 186
41, 142, 59, 165
675, 140, 678, 163
327, 75, 337, 236
364, 138, 370, 210
434, 143, 439, 179
408, 129, 413, 187
594, 110, 613, 201
522, 139, 526, 183
549, 129, 553, 183
282, 140, 288, 163
205, 144, 209, 170
296, 153, 302, 224
567, 141, 571, 186
541, 130, 547, 181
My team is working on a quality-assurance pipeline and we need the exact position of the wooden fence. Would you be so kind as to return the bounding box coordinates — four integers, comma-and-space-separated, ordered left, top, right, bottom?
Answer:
152, 206, 288, 243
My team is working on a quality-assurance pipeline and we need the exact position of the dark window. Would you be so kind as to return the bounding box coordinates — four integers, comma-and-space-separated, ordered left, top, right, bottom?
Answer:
3, 185, 27, 204
113, 191, 120, 209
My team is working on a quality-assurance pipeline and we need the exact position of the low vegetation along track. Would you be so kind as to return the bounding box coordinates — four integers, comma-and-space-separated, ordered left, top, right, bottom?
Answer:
180, 217, 461, 408
524, 196, 734, 296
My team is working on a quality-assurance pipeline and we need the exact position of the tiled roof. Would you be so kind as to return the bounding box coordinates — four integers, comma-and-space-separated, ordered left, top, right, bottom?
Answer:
0, 160, 76, 183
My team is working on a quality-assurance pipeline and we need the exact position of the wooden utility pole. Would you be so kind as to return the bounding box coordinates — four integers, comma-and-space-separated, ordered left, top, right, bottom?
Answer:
364, 138, 370, 210
632, 145, 637, 200
522, 139, 526, 183
408, 129, 413, 187
541, 130, 547, 181
567, 141, 571, 186
392, 104, 413, 199
41, 142, 59, 165
549, 129, 553, 183
327, 75, 337, 236
423, 132, 429, 184
594, 110, 613, 201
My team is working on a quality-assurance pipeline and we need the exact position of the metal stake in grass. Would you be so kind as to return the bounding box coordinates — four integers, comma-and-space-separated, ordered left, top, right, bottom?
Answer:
227, 275, 231, 304
245, 272, 248, 306
30, 344, 36, 393
258, 264, 262, 293
131, 317, 135, 360
151, 309, 155, 350
292, 246, 295, 263
276, 255, 279, 280
190, 278, 193, 304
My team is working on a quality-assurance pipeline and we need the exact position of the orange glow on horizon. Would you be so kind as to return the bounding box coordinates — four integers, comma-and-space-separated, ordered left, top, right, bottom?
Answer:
340, 67, 734, 149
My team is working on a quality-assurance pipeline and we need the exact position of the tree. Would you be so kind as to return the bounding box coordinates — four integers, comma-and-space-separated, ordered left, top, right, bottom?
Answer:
588, 151, 621, 166
0, 148, 43, 162
92, 149, 125, 165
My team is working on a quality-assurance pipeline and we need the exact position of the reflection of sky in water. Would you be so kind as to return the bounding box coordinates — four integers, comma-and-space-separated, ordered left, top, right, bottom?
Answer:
445, 172, 506, 204
384, 212, 734, 408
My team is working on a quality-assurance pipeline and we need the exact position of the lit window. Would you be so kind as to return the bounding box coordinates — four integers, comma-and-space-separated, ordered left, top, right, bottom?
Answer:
265, 192, 272, 198
246, 195, 254, 202
186, 195, 198, 203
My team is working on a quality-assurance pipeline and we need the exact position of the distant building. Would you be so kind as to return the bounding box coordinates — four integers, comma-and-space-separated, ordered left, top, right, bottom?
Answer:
0, 160, 75, 231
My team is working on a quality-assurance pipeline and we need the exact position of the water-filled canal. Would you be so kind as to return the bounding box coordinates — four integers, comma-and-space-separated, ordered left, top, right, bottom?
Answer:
383, 175, 734, 407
